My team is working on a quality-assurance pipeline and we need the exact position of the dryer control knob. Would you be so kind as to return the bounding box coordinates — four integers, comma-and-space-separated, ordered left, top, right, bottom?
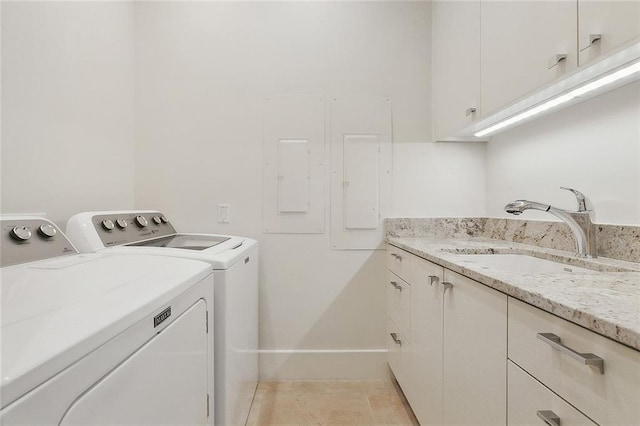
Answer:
152, 216, 162, 225
135, 215, 148, 228
160, 216, 169, 223
10, 226, 32, 241
38, 224, 57, 238
102, 219, 115, 231
116, 218, 128, 229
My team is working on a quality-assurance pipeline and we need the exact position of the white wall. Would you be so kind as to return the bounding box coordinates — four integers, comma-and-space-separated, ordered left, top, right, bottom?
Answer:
133, 1, 485, 379
0, 1, 486, 380
393, 142, 486, 217
1, 2, 136, 225
485, 81, 640, 225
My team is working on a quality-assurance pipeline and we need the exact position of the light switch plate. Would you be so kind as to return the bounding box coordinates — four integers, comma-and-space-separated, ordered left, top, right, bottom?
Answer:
218, 204, 230, 223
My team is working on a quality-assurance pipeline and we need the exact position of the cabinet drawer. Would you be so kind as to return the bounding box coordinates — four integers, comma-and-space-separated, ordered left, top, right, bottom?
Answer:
508, 298, 640, 425
508, 361, 597, 426
387, 245, 409, 282
387, 271, 411, 339
387, 319, 409, 386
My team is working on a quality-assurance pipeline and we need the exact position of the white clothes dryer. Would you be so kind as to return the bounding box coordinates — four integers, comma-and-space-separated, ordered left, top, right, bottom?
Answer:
66, 210, 258, 426
0, 216, 215, 425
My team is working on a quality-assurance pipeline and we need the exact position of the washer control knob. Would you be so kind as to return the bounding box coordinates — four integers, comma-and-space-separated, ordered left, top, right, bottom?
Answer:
135, 215, 148, 228
152, 216, 162, 225
160, 216, 169, 223
10, 226, 32, 241
116, 218, 128, 229
101, 219, 115, 231
38, 224, 57, 238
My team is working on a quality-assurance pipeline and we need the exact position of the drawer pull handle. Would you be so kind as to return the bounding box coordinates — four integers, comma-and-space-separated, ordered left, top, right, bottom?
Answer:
390, 332, 402, 346
441, 282, 453, 294
536, 410, 560, 426
428, 275, 439, 286
389, 281, 402, 291
537, 333, 604, 374
391, 253, 403, 261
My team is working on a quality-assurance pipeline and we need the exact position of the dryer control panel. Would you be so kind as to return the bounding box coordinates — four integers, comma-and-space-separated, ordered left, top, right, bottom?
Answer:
1, 218, 77, 267
90, 211, 177, 247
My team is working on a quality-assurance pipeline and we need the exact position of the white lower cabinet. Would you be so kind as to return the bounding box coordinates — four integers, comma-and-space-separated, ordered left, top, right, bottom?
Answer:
386, 246, 507, 426
442, 270, 507, 426
508, 361, 597, 426
387, 248, 443, 425
388, 245, 640, 426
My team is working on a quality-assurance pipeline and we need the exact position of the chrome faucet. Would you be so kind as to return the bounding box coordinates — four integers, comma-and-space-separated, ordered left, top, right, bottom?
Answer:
504, 187, 597, 258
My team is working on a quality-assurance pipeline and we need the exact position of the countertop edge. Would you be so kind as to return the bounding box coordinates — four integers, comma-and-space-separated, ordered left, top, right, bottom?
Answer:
388, 237, 640, 352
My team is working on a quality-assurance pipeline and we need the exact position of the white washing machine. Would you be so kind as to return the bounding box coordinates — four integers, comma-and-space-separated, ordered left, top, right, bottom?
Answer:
0, 216, 215, 425
66, 210, 258, 426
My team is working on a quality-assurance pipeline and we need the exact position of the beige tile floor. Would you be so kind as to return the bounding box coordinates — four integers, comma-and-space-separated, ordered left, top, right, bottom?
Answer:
245, 380, 419, 426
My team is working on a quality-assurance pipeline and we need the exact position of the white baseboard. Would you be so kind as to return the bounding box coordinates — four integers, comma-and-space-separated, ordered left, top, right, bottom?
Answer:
258, 349, 390, 381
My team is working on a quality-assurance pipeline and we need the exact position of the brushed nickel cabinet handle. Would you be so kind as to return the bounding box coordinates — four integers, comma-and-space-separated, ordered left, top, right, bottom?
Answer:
537, 332, 604, 374
390, 253, 403, 261
390, 332, 402, 346
536, 410, 560, 426
428, 275, 439, 286
465, 107, 477, 116
548, 53, 567, 69
389, 281, 402, 291
441, 282, 453, 294
580, 33, 602, 52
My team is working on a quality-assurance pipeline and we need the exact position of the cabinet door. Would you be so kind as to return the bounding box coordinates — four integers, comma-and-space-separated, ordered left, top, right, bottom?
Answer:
481, 0, 578, 114
442, 270, 507, 426
578, 0, 640, 65
432, 0, 481, 141
407, 259, 444, 426
508, 361, 598, 426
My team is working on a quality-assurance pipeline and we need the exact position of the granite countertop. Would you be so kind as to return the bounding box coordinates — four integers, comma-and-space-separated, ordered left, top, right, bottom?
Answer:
387, 237, 640, 351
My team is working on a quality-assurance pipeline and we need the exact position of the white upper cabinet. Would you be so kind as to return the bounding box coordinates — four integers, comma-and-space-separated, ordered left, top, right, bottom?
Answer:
432, 1, 481, 142
578, 0, 640, 65
481, 0, 578, 115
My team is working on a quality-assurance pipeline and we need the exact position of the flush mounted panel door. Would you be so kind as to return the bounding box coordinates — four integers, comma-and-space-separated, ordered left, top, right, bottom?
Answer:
330, 96, 392, 250
263, 95, 325, 234
343, 134, 380, 230
277, 139, 310, 214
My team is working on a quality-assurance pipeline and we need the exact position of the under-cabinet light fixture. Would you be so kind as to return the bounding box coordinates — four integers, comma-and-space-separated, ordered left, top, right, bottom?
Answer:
474, 60, 640, 138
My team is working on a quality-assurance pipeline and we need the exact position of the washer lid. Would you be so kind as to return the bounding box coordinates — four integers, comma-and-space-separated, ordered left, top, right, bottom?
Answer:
126, 234, 231, 251
0, 252, 212, 409
103, 235, 256, 270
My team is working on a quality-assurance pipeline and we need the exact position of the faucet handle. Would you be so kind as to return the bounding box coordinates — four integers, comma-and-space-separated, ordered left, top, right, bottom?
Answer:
560, 187, 588, 212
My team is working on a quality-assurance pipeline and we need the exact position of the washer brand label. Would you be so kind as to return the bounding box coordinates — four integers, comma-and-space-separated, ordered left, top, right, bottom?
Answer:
154, 307, 171, 328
